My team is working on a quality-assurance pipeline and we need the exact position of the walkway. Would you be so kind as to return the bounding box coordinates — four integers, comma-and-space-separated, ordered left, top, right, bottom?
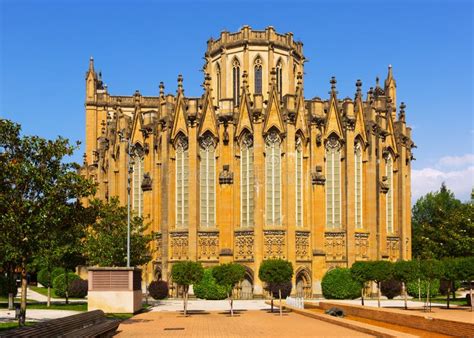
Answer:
0, 309, 80, 323
117, 310, 373, 337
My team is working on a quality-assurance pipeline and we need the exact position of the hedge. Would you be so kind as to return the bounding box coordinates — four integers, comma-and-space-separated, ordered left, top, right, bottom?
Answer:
407, 279, 440, 298
194, 269, 227, 300
37, 267, 64, 288
321, 268, 360, 300
68, 279, 88, 298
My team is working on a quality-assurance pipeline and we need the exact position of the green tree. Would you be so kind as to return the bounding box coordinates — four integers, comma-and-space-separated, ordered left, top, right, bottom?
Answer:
366, 261, 393, 308
393, 260, 419, 309
350, 261, 372, 306
212, 263, 246, 316
258, 259, 293, 316
457, 256, 474, 312
419, 259, 444, 312
193, 269, 227, 300
171, 261, 204, 316
412, 183, 474, 259
83, 197, 153, 267
441, 258, 462, 309
0, 119, 95, 325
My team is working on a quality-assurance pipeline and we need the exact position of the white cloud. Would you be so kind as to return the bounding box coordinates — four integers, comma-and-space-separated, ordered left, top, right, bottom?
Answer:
412, 154, 474, 203
437, 154, 474, 169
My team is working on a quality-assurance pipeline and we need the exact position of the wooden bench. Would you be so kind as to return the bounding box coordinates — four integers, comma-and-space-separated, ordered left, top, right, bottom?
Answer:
0, 309, 120, 337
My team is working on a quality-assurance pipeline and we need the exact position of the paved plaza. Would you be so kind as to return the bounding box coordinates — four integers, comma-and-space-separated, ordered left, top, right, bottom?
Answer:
117, 310, 373, 337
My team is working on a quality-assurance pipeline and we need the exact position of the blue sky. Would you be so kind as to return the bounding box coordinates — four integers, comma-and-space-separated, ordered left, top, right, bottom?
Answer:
1, 0, 472, 202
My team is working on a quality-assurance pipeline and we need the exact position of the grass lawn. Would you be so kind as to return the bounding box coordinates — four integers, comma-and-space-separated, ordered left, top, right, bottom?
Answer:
0, 322, 35, 332
0, 301, 87, 311
413, 297, 468, 306
30, 286, 58, 298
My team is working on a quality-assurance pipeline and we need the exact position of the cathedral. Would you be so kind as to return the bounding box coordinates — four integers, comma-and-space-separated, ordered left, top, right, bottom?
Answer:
81, 26, 414, 298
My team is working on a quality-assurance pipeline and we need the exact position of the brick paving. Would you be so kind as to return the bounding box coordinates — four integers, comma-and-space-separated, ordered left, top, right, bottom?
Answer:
116, 310, 373, 337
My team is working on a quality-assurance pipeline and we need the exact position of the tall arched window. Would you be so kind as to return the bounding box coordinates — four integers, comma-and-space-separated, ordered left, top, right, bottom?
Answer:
132, 154, 144, 217
354, 142, 363, 229
265, 131, 282, 226
326, 136, 341, 229
276, 60, 283, 101
232, 58, 240, 107
254, 58, 262, 95
386, 154, 394, 234
200, 135, 216, 228
216, 63, 221, 102
176, 136, 189, 228
296, 136, 303, 227
241, 133, 254, 227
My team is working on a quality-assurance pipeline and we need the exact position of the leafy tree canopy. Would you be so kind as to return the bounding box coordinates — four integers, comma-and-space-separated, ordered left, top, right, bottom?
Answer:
171, 261, 204, 287
412, 183, 474, 259
212, 263, 246, 293
83, 197, 154, 267
392, 260, 419, 283
366, 261, 393, 283
258, 259, 293, 285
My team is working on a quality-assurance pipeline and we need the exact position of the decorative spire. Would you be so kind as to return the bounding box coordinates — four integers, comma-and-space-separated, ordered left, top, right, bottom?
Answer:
399, 102, 406, 122
330, 76, 338, 95
177, 74, 183, 94
204, 73, 211, 90
242, 70, 248, 89
296, 72, 303, 88
355, 79, 362, 98
83, 152, 87, 165
270, 67, 277, 85
159, 82, 165, 98
89, 56, 94, 72
375, 76, 380, 88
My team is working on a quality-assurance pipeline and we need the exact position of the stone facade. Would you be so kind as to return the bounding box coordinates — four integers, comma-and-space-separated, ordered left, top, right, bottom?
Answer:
81, 26, 414, 297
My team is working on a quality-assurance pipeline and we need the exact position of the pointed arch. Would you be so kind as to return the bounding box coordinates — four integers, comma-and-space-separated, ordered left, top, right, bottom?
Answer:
295, 266, 312, 298
215, 62, 221, 102
325, 133, 342, 229
232, 57, 241, 107
199, 132, 216, 228
295, 134, 304, 227
175, 133, 189, 228
265, 128, 282, 226
324, 96, 344, 139
240, 131, 254, 228
354, 141, 363, 229
171, 94, 188, 141
254, 55, 263, 95
131, 142, 145, 217
276, 58, 283, 101
385, 152, 394, 234
198, 90, 219, 139
235, 87, 253, 138
263, 85, 285, 135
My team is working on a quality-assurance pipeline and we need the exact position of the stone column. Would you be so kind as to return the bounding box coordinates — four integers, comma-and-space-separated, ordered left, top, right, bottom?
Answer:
188, 125, 198, 261
253, 119, 264, 295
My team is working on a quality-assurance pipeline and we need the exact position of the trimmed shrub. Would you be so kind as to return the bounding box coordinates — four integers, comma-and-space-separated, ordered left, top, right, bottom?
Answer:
37, 267, 64, 288
194, 269, 227, 300
68, 279, 88, 298
148, 280, 169, 300
407, 279, 440, 298
53, 273, 81, 298
268, 281, 292, 298
0, 275, 17, 298
381, 279, 402, 299
439, 279, 461, 296
321, 268, 360, 300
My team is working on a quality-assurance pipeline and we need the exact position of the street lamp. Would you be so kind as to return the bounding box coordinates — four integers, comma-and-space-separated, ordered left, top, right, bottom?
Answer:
118, 130, 135, 268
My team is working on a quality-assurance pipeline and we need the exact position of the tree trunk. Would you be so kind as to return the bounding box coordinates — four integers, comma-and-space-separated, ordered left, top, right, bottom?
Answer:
470, 281, 473, 312
361, 283, 365, 306
426, 281, 430, 312
418, 278, 421, 301
271, 298, 274, 313
377, 281, 381, 308
8, 293, 14, 310
64, 269, 69, 305
403, 282, 408, 310
19, 260, 28, 326
184, 287, 187, 316
279, 289, 282, 317
228, 293, 233, 317
47, 286, 51, 307
446, 283, 451, 309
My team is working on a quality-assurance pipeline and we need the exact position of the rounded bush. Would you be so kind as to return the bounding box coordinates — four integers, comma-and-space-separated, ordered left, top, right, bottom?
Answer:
439, 279, 461, 296
321, 268, 360, 300
0, 275, 17, 298
268, 281, 292, 298
148, 280, 169, 300
381, 279, 402, 299
68, 279, 88, 298
37, 267, 64, 288
407, 279, 440, 298
194, 269, 227, 300
53, 273, 81, 298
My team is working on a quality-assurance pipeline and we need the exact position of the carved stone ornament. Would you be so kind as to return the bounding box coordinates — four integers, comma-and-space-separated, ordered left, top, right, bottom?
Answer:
355, 232, 369, 260
311, 165, 326, 185
141, 172, 152, 191
265, 130, 281, 146
386, 236, 400, 261
296, 231, 310, 261
264, 230, 286, 259
170, 232, 189, 260
219, 165, 234, 184
234, 230, 254, 261
175, 134, 188, 151
197, 231, 219, 261
325, 232, 346, 261
200, 134, 215, 150
344, 116, 356, 131
379, 176, 389, 193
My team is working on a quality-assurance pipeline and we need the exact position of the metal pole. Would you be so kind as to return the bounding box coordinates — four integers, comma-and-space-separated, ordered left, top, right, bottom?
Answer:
127, 139, 131, 268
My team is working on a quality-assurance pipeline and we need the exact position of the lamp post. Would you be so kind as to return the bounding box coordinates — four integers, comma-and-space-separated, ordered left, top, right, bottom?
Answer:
119, 131, 134, 268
